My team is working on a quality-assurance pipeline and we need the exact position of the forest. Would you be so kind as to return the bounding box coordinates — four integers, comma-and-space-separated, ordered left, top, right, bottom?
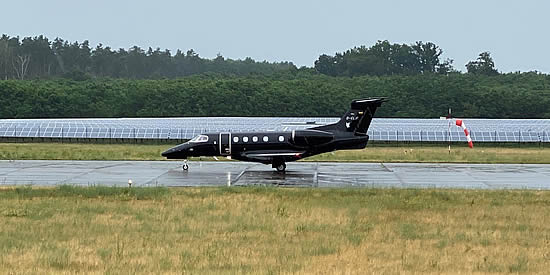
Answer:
1, 73, 549, 119
0, 34, 548, 119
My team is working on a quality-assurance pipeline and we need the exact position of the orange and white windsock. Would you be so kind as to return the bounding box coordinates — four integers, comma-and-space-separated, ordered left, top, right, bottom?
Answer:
455, 119, 473, 148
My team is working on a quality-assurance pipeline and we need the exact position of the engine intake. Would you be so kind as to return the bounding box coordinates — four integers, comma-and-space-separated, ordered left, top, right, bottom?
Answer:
291, 130, 334, 147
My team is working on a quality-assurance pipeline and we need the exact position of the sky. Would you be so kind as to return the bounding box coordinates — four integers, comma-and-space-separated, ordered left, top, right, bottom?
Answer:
2, 0, 549, 72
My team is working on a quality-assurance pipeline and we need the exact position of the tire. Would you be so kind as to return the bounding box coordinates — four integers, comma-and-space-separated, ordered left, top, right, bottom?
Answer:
275, 163, 286, 172
182, 164, 189, 171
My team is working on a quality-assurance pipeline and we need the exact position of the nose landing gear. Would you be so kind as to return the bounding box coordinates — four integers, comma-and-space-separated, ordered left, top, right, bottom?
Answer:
182, 159, 189, 171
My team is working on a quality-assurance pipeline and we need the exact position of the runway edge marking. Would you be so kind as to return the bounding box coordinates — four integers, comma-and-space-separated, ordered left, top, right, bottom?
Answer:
231, 164, 258, 185
382, 163, 407, 186
380, 163, 393, 172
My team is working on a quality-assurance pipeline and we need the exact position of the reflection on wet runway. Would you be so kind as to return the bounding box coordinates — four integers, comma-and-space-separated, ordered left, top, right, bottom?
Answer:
1, 160, 550, 190
232, 170, 317, 187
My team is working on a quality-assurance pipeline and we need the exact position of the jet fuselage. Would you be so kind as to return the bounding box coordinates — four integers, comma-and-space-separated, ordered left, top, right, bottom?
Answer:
162, 130, 369, 164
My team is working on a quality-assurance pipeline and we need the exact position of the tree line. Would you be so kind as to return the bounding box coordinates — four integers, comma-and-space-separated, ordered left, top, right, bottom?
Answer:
1, 73, 548, 119
1, 35, 504, 80
314, 40, 499, 77
0, 35, 296, 80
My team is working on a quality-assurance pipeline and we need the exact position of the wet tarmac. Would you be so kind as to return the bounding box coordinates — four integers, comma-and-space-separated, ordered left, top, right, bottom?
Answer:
1, 160, 550, 189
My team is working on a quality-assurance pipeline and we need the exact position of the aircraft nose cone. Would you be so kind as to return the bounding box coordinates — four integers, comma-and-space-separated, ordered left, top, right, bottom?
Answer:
162, 144, 188, 159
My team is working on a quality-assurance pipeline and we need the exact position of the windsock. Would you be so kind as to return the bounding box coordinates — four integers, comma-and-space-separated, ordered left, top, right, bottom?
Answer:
455, 119, 473, 148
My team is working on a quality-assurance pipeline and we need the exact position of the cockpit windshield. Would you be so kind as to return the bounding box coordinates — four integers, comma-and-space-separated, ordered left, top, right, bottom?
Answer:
189, 135, 209, 143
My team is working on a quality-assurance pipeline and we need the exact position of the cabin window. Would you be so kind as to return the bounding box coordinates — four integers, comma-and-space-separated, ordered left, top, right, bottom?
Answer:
278, 136, 284, 142
243, 136, 249, 142
252, 136, 258, 142
263, 136, 269, 142
233, 136, 239, 143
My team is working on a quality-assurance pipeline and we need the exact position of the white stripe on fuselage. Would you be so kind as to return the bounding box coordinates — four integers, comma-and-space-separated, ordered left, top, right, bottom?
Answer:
354, 99, 378, 103
246, 153, 300, 157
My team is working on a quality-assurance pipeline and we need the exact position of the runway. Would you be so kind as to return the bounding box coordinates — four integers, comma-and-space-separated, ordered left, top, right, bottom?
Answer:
1, 160, 549, 189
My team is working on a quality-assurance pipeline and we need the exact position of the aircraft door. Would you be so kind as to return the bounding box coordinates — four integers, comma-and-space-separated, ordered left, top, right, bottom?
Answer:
219, 133, 231, 155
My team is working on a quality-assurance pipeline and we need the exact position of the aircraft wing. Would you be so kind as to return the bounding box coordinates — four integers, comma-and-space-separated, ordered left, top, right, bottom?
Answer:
237, 150, 306, 163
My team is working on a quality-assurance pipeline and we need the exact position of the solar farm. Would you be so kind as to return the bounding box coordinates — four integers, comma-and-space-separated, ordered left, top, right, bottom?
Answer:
0, 117, 549, 142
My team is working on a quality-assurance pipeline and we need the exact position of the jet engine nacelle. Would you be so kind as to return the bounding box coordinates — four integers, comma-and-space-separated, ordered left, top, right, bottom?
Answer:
291, 129, 334, 147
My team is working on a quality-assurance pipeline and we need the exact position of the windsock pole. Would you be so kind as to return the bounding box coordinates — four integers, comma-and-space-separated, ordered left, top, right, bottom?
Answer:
447, 108, 451, 154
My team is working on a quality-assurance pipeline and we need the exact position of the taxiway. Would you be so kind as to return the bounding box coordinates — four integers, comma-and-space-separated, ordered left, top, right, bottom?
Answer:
0, 160, 549, 189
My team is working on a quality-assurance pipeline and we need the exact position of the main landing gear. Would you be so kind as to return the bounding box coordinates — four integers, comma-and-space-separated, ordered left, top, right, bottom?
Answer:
273, 162, 286, 172
182, 159, 189, 171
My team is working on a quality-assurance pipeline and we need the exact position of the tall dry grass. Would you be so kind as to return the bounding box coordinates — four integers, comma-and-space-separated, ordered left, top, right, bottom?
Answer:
1, 186, 549, 273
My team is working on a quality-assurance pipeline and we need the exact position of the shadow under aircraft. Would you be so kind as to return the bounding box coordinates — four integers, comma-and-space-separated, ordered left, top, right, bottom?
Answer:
162, 98, 386, 172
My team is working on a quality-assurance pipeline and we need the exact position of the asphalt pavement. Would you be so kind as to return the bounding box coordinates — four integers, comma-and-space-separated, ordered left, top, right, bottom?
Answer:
1, 160, 549, 189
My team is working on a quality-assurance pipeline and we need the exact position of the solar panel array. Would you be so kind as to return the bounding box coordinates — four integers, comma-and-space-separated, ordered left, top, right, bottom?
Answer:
0, 117, 549, 142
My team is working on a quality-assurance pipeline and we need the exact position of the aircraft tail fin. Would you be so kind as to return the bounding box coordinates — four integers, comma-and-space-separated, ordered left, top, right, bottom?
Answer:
312, 98, 386, 135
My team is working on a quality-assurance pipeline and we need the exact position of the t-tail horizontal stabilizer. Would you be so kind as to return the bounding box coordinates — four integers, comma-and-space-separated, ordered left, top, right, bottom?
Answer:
312, 97, 387, 135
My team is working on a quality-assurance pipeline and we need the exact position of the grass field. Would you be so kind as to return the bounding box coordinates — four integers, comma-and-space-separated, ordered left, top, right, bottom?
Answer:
1, 142, 550, 163
1, 186, 549, 273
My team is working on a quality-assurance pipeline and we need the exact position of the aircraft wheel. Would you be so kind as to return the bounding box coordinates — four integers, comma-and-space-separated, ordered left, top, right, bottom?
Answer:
275, 163, 286, 172
182, 164, 189, 171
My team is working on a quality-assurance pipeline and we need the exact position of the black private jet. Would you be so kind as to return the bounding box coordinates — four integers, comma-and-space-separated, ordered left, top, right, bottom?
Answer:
162, 98, 386, 172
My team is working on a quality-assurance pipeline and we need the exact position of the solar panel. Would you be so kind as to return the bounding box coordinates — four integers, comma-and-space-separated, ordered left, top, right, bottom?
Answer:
0, 118, 549, 142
